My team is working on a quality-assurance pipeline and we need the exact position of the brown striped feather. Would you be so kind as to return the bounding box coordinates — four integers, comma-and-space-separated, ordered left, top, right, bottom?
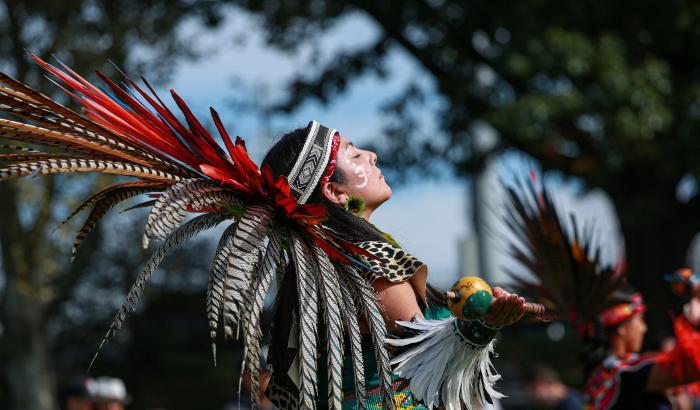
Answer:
0, 119, 158, 167
0, 144, 40, 152
57, 181, 167, 230
119, 199, 157, 213
0, 158, 180, 182
70, 184, 163, 260
0, 74, 194, 177
0, 152, 72, 163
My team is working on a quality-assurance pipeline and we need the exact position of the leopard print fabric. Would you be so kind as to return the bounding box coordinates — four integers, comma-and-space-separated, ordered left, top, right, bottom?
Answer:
267, 380, 300, 409
355, 241, 426, 283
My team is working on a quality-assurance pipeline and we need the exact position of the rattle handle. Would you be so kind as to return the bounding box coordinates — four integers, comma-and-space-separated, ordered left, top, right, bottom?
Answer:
444, 290, 547, 318
524, 302, 546, 316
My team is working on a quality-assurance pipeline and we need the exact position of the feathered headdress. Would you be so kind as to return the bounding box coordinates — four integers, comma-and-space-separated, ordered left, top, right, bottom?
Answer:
500, 174, 633, 339
0, 53, 396, 409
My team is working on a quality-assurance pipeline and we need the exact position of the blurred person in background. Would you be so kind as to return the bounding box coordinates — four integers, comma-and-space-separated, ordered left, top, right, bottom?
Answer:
502, 176, 700, 410
660, 337, 700, 410
527, 366, 583, 410
59, 377, 92, 410
86, 377, 129, 410
577, 287, 700, 410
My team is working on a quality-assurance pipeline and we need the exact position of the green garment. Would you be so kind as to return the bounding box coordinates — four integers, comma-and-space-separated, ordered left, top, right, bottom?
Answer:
317, 300, 452, 409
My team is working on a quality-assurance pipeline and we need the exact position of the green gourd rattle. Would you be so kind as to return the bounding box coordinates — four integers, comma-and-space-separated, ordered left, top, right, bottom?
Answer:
445, 276, 546, 321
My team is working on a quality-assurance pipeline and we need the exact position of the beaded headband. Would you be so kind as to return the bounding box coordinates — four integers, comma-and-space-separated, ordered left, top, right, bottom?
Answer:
599, 292, 647, 328
286, 120, 340, 204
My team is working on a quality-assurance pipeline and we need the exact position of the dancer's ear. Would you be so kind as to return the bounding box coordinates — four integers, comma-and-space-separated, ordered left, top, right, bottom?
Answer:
321, 181, 349, 206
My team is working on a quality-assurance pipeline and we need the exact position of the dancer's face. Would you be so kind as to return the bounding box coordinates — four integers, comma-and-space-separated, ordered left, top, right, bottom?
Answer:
321, 136, 392, 218
618, 312, 647, 353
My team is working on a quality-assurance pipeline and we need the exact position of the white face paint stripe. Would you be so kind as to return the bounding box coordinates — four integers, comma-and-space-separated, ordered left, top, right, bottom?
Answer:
354, 167, 368, 189
344, 144, 369, 189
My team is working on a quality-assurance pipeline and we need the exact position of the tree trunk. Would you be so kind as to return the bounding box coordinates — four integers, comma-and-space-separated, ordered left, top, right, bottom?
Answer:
1, 276, 56, 410
0, 181, 57, 410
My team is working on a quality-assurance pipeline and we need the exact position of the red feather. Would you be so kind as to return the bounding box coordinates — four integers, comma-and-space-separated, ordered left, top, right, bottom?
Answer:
29, 52, 370, 266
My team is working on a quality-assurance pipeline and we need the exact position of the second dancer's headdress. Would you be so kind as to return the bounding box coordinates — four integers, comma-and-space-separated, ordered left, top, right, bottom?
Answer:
501, 176, 640, 339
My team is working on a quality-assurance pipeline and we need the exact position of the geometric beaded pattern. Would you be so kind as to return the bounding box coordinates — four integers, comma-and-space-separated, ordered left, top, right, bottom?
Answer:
287, 120, 336, 204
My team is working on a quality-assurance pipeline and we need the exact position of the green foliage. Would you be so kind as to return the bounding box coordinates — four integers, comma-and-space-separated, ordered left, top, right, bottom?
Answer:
233, 0, 700, 358
232, 0, 700, 179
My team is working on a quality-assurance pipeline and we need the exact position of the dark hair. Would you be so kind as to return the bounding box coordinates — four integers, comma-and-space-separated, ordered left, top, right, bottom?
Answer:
582, 285, 640, 377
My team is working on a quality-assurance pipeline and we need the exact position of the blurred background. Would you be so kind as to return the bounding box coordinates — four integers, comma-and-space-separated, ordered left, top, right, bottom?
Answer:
2, 0, 700, 409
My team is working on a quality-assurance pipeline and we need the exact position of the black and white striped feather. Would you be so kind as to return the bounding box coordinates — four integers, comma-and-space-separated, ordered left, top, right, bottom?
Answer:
143, 179, 215, 246
90, 211, 230, 369
0, 157, 179, 183
207, 221, 239, 364
344, 265, 396, 410
338, 277, 367, 409
290, 232, 321, 410
242, 229, 284, 410
222, 205, 274, 338
313, 245, 345, 410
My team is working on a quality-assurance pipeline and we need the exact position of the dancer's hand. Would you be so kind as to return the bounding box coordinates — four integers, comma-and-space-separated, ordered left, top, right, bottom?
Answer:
482, 287, 526, 327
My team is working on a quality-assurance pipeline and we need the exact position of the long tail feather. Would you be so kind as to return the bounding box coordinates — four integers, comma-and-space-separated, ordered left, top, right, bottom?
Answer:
501, 177, 625, 329
142, 179, 217, 246
313, 245, 344, 410
57, 181, 164, 230
0, 126, 125, 159
222, 205, 274, 338
0, 152, 74, 163
338, 277, 367, 409
242, 229, 283, 410
207, 221, 238, 363
70, 184, 161, 261
0, 144, 40, 152
0, 119, 162, 168
344, 266, 395, 410
290, 232, 321, 410
0, 157, 180, 182
90, 211, 229, 370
